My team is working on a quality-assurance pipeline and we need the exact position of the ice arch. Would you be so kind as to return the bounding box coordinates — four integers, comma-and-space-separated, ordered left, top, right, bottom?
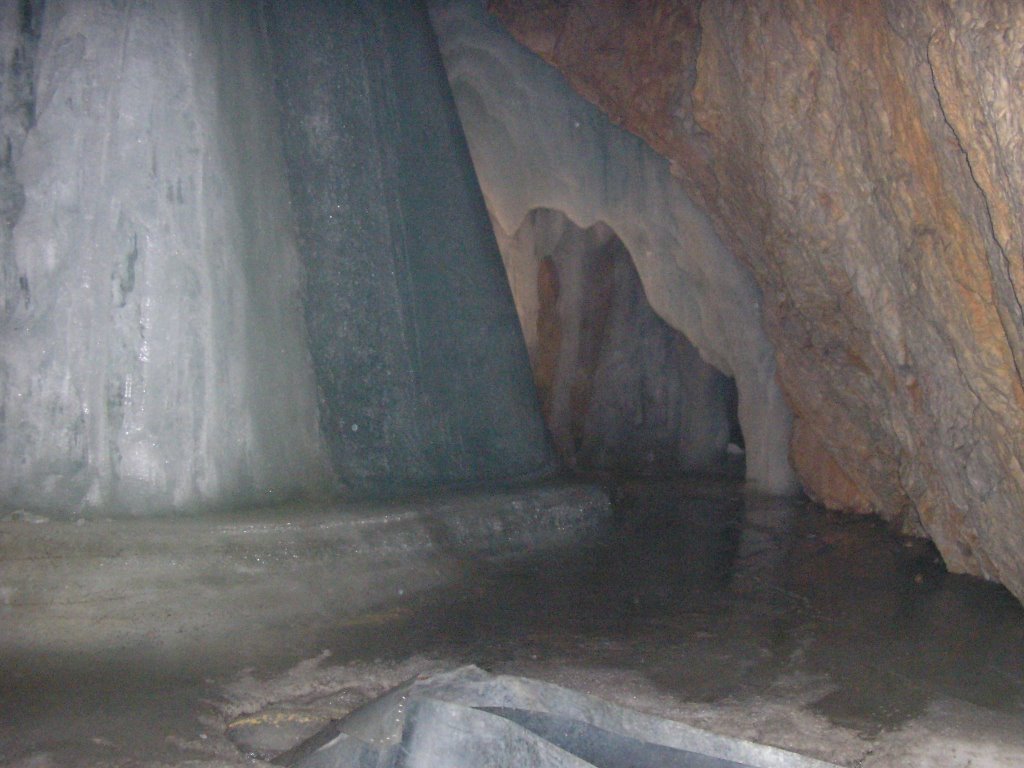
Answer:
430, 0, 796, 493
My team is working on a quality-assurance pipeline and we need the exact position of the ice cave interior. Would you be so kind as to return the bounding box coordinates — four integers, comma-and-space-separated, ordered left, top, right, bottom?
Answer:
1, 1, 1023, 767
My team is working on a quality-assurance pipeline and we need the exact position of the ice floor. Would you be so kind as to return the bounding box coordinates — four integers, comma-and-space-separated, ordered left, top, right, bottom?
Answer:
2, 478, 1023, 767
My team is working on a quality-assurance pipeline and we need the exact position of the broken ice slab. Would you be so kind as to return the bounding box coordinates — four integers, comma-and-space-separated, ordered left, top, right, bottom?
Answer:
278, 666, 839, 768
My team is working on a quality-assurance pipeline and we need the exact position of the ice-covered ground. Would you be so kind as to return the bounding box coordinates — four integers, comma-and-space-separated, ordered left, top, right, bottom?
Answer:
3, 479, 1022, 767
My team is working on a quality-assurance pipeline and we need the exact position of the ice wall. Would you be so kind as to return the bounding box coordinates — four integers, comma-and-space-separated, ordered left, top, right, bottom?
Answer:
260, 0, 553, 492
0, 1, 329, 515
429, 0, 796, 493
0, 0, 554, 515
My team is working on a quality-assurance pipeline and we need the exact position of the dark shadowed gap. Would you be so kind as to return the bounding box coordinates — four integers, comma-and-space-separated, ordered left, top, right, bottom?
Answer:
499, 207, 743, 479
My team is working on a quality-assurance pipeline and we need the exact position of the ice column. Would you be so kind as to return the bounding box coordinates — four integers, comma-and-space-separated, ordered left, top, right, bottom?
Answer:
0, 2, 329, 514
261, 0, 554, 491
0, 0, 557, 515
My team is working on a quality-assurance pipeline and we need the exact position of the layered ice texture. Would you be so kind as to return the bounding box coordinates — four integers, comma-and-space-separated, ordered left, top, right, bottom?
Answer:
0, 0, 552, 515
0, 2, 328, 514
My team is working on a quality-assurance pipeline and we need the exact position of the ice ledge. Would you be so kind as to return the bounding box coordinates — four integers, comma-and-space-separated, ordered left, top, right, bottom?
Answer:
0, 481, 610, 657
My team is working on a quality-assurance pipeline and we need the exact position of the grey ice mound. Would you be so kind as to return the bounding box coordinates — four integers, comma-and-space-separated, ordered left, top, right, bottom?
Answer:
281, 666, 839, 768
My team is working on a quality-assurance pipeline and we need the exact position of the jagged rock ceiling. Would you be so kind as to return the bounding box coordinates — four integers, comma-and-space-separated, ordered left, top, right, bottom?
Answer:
489, 0, 1024, 604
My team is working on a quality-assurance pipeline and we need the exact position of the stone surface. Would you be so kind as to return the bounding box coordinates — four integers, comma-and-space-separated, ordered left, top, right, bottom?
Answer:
488, 0, 1024, 603
282, 666, 838, 768
430, 0, 796, 494
500, 208, 737, 474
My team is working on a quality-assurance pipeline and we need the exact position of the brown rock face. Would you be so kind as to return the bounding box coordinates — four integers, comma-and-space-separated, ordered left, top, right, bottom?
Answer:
490, 0, 1024, 602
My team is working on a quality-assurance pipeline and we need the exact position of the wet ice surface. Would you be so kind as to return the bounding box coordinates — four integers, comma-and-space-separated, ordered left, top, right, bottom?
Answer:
3, 478, 1023, 767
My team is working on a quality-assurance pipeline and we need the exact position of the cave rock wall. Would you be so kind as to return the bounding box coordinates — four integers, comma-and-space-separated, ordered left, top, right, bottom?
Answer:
430, 0, 796, 494
489, 0, 1024, 603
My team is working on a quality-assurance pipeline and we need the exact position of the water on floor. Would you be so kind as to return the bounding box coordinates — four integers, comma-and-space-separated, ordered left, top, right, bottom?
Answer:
2, 478, 1023, 767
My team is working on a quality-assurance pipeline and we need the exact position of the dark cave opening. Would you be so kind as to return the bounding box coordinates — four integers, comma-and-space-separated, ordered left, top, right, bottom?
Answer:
504, 208, 743, 479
